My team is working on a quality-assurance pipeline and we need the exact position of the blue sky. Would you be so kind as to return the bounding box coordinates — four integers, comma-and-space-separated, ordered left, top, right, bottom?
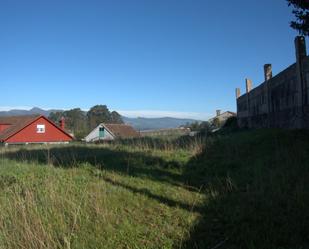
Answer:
0, 0, 302, 119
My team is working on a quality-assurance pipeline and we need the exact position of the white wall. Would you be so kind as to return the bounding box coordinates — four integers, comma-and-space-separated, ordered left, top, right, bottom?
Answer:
85, 124, 114, 142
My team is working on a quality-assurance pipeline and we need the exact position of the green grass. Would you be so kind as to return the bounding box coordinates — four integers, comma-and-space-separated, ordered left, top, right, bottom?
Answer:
0, 143, 203, 249
0, 129, 308, 248
183, 129, 309, 249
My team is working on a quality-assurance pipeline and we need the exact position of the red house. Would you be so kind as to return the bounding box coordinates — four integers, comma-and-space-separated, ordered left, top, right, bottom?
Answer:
0, 115, 73, 145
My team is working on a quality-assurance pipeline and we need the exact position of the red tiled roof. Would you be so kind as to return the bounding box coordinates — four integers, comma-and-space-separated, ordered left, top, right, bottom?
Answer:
103, 124, 139, 139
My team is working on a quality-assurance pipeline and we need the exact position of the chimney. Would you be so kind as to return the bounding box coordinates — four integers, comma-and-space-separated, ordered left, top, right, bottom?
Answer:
235, 88, 240, 99
264, 64, 272, 81
216, 109, 221, 116
59, 117, 65, 130
246, 78, 252, 93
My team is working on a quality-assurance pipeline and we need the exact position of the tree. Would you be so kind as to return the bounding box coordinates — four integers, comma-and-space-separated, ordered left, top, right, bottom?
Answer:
49, 105, 124, 139
288, 0, 309, 36
188, 121, 200, 131
212, 117, 221, 129
49, 108, 88, 140
87, 105, 111, 130
87, 105, 123, 130
110, 111, 124, 124
49, 111, 63, 124
63, 108, 88, 139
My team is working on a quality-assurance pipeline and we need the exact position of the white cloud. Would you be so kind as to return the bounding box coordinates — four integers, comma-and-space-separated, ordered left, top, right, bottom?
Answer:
117, 110, 212, 120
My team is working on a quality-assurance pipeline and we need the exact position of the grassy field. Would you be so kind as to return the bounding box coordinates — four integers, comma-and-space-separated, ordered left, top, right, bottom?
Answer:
0, 140, 205, 249
0, 129, 308, 248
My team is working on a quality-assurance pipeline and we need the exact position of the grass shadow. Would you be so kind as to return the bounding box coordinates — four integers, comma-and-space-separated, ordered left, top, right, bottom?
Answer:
2, 145, 186, 189
178, 129, 309, 249
101, 175, 204, 213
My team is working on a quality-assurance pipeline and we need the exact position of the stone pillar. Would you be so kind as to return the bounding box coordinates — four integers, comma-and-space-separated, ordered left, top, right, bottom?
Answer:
246, 78, 252, 93
246, 78, 252, 127
264, 64, 272, 81
295, 36, 307, 128
295, 36, 307, 61
216, 110, 221, 117
264, 64, 272, 127
235, 88, 240, 99
235, 88, 241, 126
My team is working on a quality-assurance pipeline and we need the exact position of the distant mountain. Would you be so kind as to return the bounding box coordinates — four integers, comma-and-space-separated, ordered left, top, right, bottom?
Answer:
0, 107, 200, 131
0, 107, 62, 117
122, 116, 200, 131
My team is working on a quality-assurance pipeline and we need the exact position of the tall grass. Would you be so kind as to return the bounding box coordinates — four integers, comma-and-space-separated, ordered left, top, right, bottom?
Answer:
181, 129, 309, 249
98, 135, 207, 154
0, 136, 205, 249
0, 129, 308, 248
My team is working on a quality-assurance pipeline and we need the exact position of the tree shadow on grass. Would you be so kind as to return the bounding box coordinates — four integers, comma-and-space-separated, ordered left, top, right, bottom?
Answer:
177, 129, 309, 249
2, 145, 186, 189
101, 175, 204, 213
2, 144, 221, 248
4, 130, 309, 248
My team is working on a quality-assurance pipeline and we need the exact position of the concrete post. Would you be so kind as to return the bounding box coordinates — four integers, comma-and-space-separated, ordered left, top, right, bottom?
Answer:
246, 78, 252, 93
264, 64, 272, 81
235, 88, 240, 126
246, 78, 252, 127
235, 88, 240, 99
295, 36, 307, 61
295, 36, 307, 128
264, 64, 272, 127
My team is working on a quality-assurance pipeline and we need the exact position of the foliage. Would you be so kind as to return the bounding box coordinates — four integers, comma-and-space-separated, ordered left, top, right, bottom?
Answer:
211, 117, 221, 129
185, 121, 211, 135
49, 105, 123, 140
87, 105, 124, 130
110, 111, 123, 124
219, 116, 239, 133
49, 111, 63, 124
288, 0, 309, 36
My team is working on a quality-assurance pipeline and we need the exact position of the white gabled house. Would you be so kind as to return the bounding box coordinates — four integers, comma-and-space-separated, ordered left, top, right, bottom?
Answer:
85, 123, 139, 142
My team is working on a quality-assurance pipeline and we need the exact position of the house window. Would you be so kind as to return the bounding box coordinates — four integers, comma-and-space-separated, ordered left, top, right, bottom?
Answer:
99, 127, 105, 138
37, 124, 45, 133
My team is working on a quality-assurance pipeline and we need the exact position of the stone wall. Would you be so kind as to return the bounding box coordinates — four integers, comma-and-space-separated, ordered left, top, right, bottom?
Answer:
236, 36, 309, 129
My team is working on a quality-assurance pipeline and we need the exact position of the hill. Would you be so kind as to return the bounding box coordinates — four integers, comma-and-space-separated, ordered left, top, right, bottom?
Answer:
0, 107, 61, 117
122, 116, 200, 130
0, 107, 200, 130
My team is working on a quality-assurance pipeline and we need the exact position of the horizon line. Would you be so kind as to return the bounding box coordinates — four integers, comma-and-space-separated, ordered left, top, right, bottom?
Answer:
0, 106, 213, 120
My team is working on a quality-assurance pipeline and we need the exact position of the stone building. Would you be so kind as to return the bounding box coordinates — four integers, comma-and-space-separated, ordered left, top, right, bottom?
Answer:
236, 36, 309, 129
208, 110, 236, 125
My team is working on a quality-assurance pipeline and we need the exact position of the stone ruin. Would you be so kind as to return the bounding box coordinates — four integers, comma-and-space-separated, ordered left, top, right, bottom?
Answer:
236, 36, 309, 129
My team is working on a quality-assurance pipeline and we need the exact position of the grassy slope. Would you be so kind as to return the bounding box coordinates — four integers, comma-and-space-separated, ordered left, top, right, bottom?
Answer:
0, 145, 204, 249
183, 129, 309, 249
0, 129, 308, 248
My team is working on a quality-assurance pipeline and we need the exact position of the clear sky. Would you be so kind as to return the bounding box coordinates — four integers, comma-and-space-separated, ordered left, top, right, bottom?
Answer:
0, 0, 303, 119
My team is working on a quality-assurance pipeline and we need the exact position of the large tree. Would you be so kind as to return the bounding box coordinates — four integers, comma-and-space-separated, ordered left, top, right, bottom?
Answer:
110, 111, 123, 124
49, 108, 88, 140
50, 105, 124, 139
87, 105, 123, 130
288, 0, 309, 36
